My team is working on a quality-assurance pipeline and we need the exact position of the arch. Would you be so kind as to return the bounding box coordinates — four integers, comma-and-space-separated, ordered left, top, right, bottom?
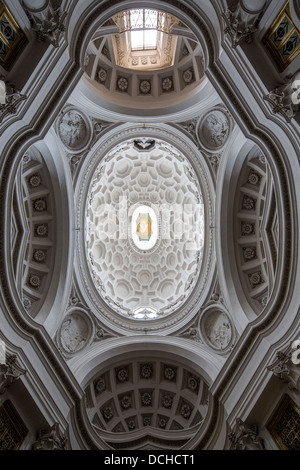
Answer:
67, 336, 225, 450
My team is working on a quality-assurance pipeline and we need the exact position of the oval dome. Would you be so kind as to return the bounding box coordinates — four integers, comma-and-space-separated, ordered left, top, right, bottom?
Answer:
85, 137, 205, 320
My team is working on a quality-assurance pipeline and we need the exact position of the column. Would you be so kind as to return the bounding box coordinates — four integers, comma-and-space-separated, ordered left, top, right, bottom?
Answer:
223, 0, 267, 48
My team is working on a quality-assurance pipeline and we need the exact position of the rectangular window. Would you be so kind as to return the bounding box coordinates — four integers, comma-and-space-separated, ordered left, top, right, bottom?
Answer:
0, 401, 28, 450
0, 1, 27, 71
264, 1, 300, 70
131, 30, 157, 50
130, 9, 158, 51
267, 394, 300, 450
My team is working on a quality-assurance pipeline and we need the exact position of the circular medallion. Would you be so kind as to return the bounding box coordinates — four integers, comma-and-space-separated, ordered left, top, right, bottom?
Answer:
197, 109, 230, 150
58, 311, 93, 354
57, 108, 91, 152
200, 308, 233, 351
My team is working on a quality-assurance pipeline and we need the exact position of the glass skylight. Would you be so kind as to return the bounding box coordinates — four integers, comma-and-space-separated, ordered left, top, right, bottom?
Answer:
131, 205, 158, 250
129, 9, 159, 51
131, 29, 158, 50
112, 9, 180, 67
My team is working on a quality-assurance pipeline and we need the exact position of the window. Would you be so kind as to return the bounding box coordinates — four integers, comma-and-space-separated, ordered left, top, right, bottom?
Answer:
267, 394, 300, 450
112, 9, 179, 70
0, 1, 27, 71
131, 205, 158, 251
0, 401, 28, 450
264, 1, 300, 71
130, 9, 158, 50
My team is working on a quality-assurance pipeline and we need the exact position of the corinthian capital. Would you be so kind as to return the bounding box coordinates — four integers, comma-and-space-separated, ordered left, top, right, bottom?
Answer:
22, 0, 66, 48
223, 0, 267, 48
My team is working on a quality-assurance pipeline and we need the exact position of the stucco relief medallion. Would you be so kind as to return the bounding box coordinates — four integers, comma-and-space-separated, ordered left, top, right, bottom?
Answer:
58, 310, 93, 354
57, 107, 91, 152
200, 308, 233, 351
197, 108, 231, 150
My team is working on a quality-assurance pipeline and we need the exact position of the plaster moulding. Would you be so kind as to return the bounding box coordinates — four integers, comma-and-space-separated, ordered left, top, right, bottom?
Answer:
55, 105, 93, 154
